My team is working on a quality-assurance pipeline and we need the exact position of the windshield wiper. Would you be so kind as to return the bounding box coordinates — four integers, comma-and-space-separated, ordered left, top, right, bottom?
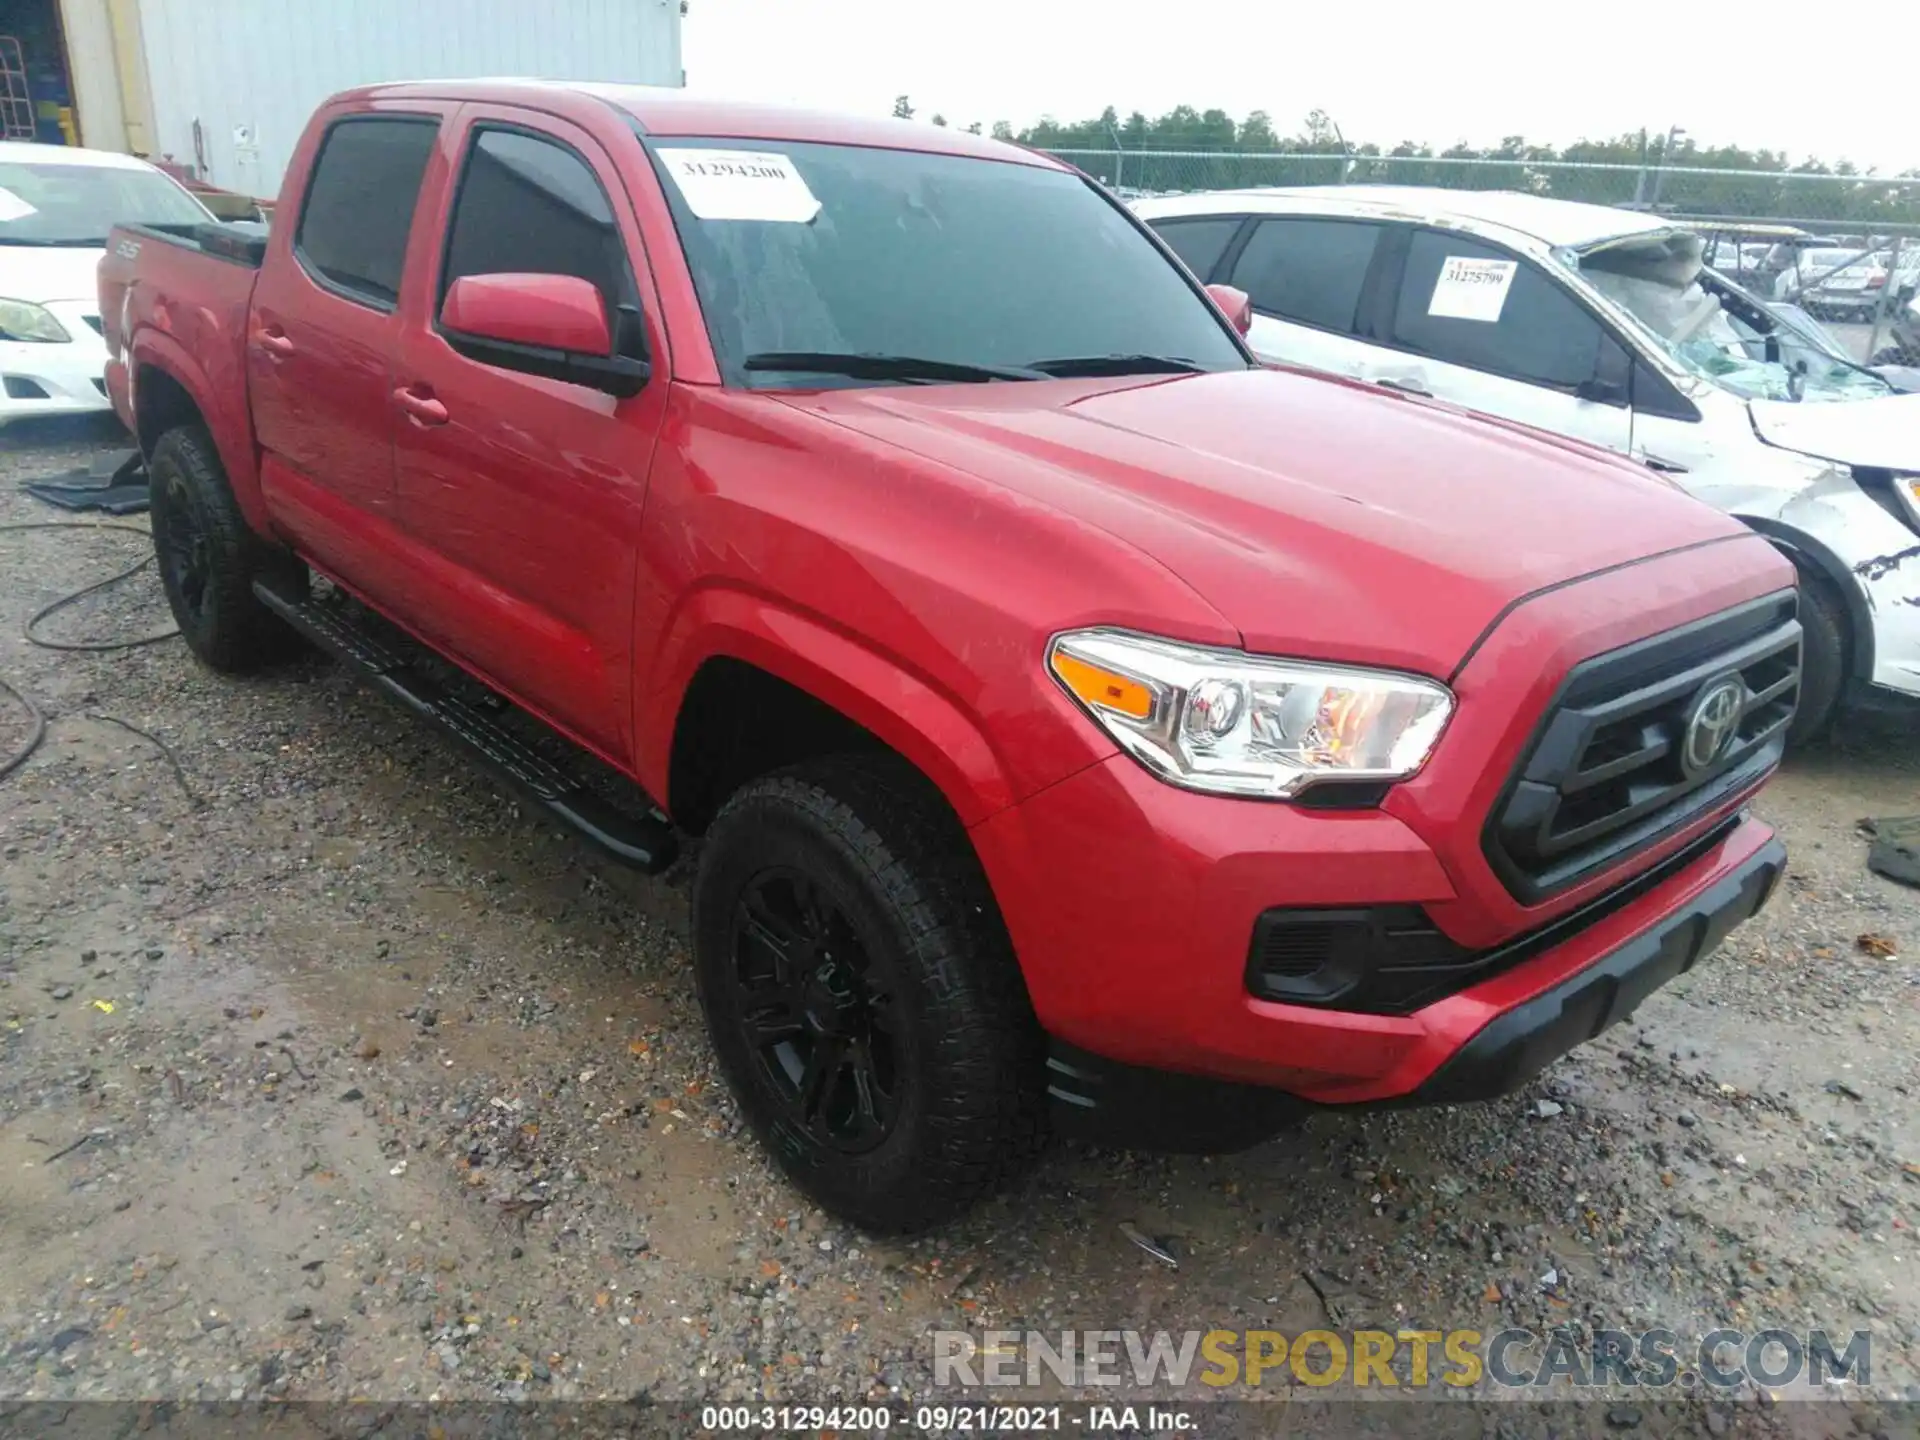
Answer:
1022, 353, 1207, 377
742, 351, 1042, 384
0, 236, 109, 247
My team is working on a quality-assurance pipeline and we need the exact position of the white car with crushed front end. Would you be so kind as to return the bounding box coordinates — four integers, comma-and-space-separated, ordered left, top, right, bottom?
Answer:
1133, 185, 1920, 741
1, 141, 215, 427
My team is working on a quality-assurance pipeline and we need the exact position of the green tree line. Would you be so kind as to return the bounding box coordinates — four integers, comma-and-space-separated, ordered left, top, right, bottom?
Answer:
964, 104, 1920, 229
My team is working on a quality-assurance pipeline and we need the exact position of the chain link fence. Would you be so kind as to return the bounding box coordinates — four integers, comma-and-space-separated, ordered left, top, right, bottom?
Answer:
1046, 149, 1920, 365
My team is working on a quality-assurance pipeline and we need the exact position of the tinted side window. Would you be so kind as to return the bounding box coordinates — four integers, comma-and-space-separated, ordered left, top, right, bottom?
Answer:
1391, 231, 1603, 388
296, 118, 438, 307
1228, 218, 1382, 334
1149, 217, 1242, 281
440, 129, 628, 307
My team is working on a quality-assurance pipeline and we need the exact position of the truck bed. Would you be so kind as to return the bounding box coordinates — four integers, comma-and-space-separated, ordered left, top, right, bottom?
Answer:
120, 219, 272, 268
99, 219, 270, 507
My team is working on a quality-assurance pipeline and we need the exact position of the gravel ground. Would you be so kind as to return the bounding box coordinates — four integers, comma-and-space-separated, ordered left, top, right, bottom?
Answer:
2, 415, 1917, 1438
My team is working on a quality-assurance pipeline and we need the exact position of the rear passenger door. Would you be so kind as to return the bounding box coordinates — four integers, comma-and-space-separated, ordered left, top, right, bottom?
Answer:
251, 106, 447, 573
1222, 216, 1393, 381
1377, 229, 1633, 453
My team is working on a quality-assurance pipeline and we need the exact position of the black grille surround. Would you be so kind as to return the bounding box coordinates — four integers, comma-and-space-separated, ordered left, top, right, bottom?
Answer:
1483, 590, 1800, 905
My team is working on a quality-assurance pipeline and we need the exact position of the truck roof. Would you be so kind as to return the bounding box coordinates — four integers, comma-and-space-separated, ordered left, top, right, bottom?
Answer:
339, 79, 1064, 168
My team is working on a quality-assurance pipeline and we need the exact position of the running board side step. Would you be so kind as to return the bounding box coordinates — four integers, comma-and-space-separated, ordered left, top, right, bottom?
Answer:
253, 579, 677, 874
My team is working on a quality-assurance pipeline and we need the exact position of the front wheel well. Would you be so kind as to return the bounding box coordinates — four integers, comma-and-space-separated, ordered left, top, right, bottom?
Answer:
667, 658, 906, 835
133, 365, 205, 459
1741, 518, 1871, 683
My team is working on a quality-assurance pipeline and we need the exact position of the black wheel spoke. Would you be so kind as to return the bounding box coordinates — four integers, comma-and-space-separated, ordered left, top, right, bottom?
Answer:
796, 1036, 844, 1127
740, 889, 805, 975
740, 986, 805, 1049
791, 875, 831, 947
846, 1040, 890, 1137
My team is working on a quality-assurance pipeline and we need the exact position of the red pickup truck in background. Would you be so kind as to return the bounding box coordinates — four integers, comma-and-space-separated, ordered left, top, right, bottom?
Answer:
99, 81, 1796, 1234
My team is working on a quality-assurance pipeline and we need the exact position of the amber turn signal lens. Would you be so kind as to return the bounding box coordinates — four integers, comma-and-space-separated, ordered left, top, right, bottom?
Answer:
1051, 651, 1154, 720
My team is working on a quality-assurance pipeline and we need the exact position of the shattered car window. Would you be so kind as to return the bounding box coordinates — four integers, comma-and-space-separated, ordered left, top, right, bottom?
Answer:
1567, 232, 1892, 404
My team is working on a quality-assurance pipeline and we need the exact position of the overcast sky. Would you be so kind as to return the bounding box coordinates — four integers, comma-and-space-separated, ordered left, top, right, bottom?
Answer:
682, 0, 1917, 175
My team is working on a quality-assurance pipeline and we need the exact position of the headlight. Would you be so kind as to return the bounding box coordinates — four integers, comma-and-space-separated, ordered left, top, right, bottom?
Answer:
1047, 629, 1455, 799
0, 297, 71, 343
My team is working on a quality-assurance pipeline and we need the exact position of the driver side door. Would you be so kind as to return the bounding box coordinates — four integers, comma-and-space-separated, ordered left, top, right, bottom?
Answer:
388, 107, 673, 766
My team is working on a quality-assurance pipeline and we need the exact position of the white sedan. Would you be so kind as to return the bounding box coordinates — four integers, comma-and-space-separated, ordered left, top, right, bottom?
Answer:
1, 141, 215, 427
1132, 185, 1920, 740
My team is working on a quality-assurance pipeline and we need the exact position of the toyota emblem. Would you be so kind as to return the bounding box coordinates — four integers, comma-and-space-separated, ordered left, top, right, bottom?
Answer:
1681, 675, 1746, 777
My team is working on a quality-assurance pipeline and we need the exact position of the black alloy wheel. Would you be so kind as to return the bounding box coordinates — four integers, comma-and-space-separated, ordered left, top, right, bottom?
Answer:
155, 470, 214, 628
729, 868, 900, 1153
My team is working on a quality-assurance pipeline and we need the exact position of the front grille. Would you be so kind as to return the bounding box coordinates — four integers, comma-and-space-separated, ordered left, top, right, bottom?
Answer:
82, 314, 104, 335
1485, 591, 1799, 903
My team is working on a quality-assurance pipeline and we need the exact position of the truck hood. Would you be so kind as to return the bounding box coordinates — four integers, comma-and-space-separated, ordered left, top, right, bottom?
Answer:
0, 243, 106, 305
788, 368, 1750, 678
1749, 392, 1920, 472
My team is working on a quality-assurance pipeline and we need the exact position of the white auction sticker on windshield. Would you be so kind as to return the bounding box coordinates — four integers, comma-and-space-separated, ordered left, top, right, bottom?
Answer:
657, 149, 821, 223
1428, 256, 1517, 322
0, 187, 38, 221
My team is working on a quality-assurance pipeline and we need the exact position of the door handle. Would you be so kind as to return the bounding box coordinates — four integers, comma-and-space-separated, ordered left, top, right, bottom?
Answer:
1376, 376, 1431, 398
254, 327, 294, 358
392, 385, 449, 427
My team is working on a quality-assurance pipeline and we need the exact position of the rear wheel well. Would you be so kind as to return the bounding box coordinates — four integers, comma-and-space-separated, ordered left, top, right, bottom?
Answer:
667, 658, 900, 834
134, 366, 203, 458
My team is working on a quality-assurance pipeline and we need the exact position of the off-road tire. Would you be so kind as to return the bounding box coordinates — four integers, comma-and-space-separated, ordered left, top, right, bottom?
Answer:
1787, 567, 1847, 748
148, 424, 306, 672
693, 755, 1049, 1233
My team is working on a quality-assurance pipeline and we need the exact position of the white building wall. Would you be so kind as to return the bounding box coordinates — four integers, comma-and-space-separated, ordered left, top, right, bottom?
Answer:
135, 0, 683, 196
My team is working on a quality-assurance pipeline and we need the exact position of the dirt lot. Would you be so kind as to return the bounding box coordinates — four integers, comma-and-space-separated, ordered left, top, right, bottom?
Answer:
2, 415, 1918, 1436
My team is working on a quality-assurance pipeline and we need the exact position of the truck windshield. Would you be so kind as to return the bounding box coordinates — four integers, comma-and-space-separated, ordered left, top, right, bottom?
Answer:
0, 158, 210, 246
646, 137, 1250, 388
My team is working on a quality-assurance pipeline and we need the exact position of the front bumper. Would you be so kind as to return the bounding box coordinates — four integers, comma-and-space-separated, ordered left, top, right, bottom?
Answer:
976, 749, 1782, 1108
0, 302, 112, 425
1410, 830, 1783, 1102
1038, 825, 1784, 1150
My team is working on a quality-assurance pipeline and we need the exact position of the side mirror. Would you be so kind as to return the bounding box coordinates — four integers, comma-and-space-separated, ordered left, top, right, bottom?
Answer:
1206, 283, 1253, 337
441, 273, 649, 398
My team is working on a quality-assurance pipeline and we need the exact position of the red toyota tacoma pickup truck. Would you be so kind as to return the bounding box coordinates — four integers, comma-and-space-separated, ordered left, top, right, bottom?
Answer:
100, 81, 1796, 1233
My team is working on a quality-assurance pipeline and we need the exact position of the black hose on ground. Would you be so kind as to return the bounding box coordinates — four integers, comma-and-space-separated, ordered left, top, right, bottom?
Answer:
0, 520, 180, 784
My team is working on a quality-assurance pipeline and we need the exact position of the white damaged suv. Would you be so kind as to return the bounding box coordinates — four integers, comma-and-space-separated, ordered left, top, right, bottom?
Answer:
1134, 186, 1920, 742
1, 141, 215, 427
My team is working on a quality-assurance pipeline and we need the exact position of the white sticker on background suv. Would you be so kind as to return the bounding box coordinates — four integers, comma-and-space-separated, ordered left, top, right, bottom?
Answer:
1429, 257, 1517, 323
